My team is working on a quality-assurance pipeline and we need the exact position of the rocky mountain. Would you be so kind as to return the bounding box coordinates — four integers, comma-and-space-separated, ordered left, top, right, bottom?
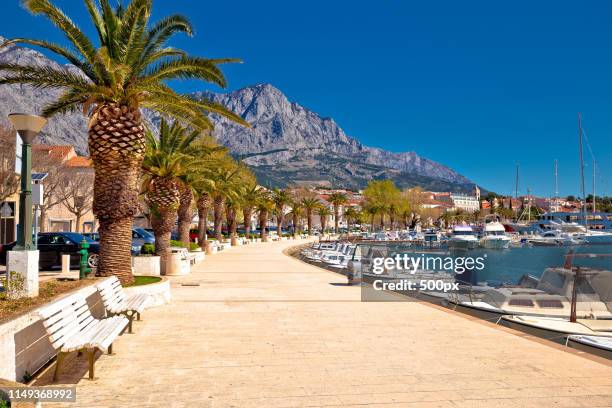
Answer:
0, 36, 477, 192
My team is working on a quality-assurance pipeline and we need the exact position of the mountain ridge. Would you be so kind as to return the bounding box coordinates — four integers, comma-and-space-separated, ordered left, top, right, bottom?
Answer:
0, 36, 478, 192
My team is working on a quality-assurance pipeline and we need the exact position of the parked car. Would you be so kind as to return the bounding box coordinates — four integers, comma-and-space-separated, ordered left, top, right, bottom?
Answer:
0, 232, 99, 270
83, 229, 149, 255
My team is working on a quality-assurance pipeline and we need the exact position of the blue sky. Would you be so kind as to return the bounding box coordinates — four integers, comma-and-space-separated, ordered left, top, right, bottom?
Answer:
2, 0, 611, 197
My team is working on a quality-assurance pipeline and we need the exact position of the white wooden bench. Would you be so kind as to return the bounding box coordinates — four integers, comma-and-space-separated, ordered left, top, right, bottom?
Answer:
37, 293, 128, 380
96, 276, 151, 334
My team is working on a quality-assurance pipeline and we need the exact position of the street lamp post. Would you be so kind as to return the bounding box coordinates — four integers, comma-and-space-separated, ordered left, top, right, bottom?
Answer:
9, 113, 47, 250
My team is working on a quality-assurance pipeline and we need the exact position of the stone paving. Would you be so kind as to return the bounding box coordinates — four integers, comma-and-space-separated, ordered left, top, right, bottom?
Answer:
37, 239, 612, 407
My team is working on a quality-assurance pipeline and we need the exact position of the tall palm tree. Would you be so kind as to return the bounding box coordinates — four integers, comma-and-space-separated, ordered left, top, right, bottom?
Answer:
195, 189, 212, 252
256, 192, 274, 242
207, 166, 240, 241
225, 197, 239, 246
0, 0, 248, 283
327, 192, 347, 234
343, 206, 358, 232
289, 200, 303, 238
271, 188, 290, 238
240, 183, 261, 240
301, 197, 321, 236
176, 185, 193, 247
317, 206, 331, 236
142, 119, 201, 272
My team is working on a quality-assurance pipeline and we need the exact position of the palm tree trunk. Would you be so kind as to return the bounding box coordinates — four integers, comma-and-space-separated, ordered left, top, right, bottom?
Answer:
243, 207, 252, 240
307, 210, 313, 236
151, 209, 175, 275
177, 187, 193, 247
213, 195, 225, 241
226, 204, 237, 246
334, 205, 339, 233
197, 207, 209, 253
292, 213, 299, 238
90, 104, 145, 285
258, 209, 268, 242
276, 205, 284, 239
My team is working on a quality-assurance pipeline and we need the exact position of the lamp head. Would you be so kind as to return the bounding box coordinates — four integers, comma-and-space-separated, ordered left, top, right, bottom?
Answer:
8, 113, 47, 143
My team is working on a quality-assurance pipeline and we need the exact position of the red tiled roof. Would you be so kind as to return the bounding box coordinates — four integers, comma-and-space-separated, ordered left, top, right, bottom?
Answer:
33, 145, 76, 161
64, 156, 92, 168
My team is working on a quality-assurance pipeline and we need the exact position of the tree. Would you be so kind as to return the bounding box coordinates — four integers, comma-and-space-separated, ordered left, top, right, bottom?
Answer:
32, 146, 69, 232
363, 180, 400, 231
57, 170, 94, 232
300, 195, 321, 236
142, 119, 202, 272
1, 0, 248, 283
343, 206, 358, 232
256, 191, 274, 242
271, 188, 290, 238
240, 183, 262, 241
288, 200, 303, 238
327, 192, 347, 234
317, 206, 331, 236
0, 126, 19, 203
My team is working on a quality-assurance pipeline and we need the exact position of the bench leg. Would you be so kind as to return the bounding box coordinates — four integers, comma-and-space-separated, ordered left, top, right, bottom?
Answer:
108, 343, 113, 355
122, 311, 135, 334
53, 351, 67, 381
136, 312, 141, 321
87, 349, 96, 380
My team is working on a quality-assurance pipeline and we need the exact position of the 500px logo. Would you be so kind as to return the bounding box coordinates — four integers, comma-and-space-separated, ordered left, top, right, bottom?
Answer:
371, 254, 487, 275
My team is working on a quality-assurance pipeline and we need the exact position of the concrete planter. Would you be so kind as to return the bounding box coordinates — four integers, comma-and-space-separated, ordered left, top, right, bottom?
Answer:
132, 255, 161, 276
219, 242, 232, 251
165, 253, 190, 276
124, 276, 171, 308
190, 249, 205, 263
0, 279, 107, 382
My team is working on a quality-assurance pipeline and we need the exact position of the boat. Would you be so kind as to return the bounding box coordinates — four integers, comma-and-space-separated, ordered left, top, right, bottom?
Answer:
528, 230, 585, 246
566, 335, 612, 359
479, 221, 511, 249
536, 211, 612, 232
449, 264, 612, 321
448, 225, 478, 250
500, 315, 612, 344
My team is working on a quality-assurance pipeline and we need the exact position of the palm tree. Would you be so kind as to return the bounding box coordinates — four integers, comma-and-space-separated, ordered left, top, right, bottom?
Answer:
301, 197, 321, 236
0, 0, 248, 283
289, 201, 303, 238
256, 192, 274, 242
225, 197, 239, 246
327, 192, 347, 234
343, 206, 358, 232
195, 190, 212, 252
240, 183, 261, 240
317, 206, 331, 237
271, 188, 290, 238
142, 119, 201, 273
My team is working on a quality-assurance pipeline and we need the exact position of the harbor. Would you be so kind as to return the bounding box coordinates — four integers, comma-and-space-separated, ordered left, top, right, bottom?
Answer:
35, 240, 612, 407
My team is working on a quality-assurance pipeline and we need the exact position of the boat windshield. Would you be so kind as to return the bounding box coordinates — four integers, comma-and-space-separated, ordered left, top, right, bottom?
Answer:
453, 231, 474, 236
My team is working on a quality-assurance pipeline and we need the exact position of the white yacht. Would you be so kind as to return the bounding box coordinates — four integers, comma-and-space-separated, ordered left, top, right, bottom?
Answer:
448, 225, 478, 250
528, 230, 585, 246
479, 221, 511, 249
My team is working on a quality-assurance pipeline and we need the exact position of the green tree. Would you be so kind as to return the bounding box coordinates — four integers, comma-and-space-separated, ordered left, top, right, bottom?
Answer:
317, 205, 331, 235
1, 0, 247, 283
327, 192, 347, 233
301, 196, 321, 236
271, 188, 291, 237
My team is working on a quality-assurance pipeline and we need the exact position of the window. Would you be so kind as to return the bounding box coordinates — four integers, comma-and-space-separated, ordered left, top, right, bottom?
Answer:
508, 299, 534, 307
537, 299, 563, 308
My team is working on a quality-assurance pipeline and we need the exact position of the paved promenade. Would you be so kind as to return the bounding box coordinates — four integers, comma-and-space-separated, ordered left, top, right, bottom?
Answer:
40, 240, 612, 407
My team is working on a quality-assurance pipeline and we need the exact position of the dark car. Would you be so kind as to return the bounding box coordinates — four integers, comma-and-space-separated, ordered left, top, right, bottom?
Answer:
0, 232, 99, 270
83, 229, 151, 255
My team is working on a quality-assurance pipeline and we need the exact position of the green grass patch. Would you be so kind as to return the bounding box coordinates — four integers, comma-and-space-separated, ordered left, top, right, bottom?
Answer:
123, 276, 162, 288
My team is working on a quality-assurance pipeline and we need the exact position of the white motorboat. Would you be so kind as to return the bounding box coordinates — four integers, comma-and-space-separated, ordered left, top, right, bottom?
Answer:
528, 230, 585, 246
566, 335, 612, 359
449, 266, 612, 320
500, 315, 612, 344
479, 221, 511, 249
448, 225, 478, 250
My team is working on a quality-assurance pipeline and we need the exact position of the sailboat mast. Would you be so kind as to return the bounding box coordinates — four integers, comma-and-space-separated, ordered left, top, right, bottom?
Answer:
593, 161, 596, 213
578, 113, 588, 228
554, 159, 559, 211
515, 164, 519, 199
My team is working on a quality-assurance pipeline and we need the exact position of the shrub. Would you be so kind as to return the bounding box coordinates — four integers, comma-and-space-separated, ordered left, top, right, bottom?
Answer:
141, 243, 156, 255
